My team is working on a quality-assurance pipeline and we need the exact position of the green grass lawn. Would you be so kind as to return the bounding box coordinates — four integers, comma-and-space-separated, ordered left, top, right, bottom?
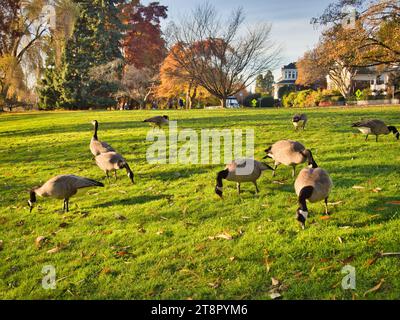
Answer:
1, 106, 400, 300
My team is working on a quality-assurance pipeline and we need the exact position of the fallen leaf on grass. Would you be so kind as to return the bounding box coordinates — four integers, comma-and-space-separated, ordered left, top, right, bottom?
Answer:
386, 201, 400, 205
338, 237, 343, 244
363, 279, 384, 297
272, 181, 285, 185
0, 240, 3, 251
319, 265, 336, 271
116, 251, 129, 257
35, 236, 47, 249
366, 257, 379, 267
374, 207, 386, 211
271, 277, 280, 286
208, 281, 221, 289
213, 232, 233, 240
229, 256, 236, 262
320, 216, 331, 220
47, 246, 61, 254
368, 237, 377, 244
138, 227, 146, 233
102, 230, 113, 235
100, 267, 112, 275
352, 186, 365, 190
341, 255, 355, 264
269, 292, 282, 300
372, 188, 382, 193
156, 230, 164, 235
16, 220, 25, 227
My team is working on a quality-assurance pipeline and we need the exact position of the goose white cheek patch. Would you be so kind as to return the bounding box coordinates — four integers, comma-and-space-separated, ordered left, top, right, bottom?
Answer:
299, 210, 308, 219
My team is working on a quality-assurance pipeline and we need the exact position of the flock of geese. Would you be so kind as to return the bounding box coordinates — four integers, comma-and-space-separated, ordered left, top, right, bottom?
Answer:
27, 113, 398, 229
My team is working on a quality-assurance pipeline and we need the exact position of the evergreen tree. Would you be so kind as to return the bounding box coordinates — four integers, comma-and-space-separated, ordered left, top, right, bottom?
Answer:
60, 0, 125, 109
255, 71, 274, 96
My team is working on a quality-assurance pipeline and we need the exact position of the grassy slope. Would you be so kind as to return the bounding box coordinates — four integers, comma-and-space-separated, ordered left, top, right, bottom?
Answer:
0, 106, 399, 300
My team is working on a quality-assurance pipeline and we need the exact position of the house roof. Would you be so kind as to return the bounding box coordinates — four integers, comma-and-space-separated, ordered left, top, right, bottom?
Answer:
282, 63, 297, 70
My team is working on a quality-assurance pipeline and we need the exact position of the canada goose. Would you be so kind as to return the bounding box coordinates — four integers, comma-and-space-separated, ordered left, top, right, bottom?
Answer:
28, 175, 104, 213
215, 158, 273, 198
352, 119, 399, 142
263, 140, 317, 178
292, 114, 308, 130
90, 120, 115, 156
143, 115, 169, 128
294, 167, 333, 229
95, 152, 134, 184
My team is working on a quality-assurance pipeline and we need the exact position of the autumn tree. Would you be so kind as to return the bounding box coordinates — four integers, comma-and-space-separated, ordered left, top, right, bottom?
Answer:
167, 3, 280, 108
123, 1, 168, 72
157, 44, 211, 109
313, 0, 400, 67
296, 49, 327, 88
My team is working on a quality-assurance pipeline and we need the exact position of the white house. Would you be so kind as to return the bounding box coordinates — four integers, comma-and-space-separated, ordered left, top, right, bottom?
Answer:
327, 65, 399, 97
273, 63, 298, 99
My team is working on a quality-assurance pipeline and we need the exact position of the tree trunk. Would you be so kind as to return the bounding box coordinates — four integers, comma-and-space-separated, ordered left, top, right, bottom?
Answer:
220, 97, 227, 108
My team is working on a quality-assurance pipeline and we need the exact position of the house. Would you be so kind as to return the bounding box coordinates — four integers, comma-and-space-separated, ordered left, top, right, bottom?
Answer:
326, 65, 400, 97
273, 63, 298, 99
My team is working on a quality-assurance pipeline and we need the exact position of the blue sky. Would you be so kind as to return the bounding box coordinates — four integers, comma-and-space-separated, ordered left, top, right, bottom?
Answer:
144, 0, 332, 81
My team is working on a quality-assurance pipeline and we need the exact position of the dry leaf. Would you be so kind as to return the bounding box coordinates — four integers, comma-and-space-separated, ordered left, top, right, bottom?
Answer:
215, 232, 233, 240
386, 201, 400, 205
272, 181, 285, 185
363, 279, 384, 297
208, 281, 221, 289
116, 251, 129, 256
59, 222, 68, 228
229, 256, 236, 262
156, 230, 164, 235
328, 201, 343, 205
320, 216, 331, 220
16, 220, 25, 227
138, 227, 146, 233
352, 186, 365, 190
47, 246, 61, 254
0, 240, 3, 251
102, 230, 113, 235
368, 237, 377, 244
374, 207, 386, 211
366, 257, 378, 266
319, 265, 336, 271
338, 237, 343, 244
35, 236, 47, 248
372, 188, 382, 193
101, 267, 112, 275
341, 255, 355, 264
269, 292, 282, 300
271, 277, 280, 286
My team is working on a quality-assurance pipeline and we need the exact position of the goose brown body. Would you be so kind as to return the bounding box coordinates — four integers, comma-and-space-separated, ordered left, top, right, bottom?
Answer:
264, 140, 317, 177
295, 168, 332, 203
29, 175, 104, 212
352, 119, 399, 141
95, 152, 134, 183
144, 115, 169, 128
215, 159, 273, 197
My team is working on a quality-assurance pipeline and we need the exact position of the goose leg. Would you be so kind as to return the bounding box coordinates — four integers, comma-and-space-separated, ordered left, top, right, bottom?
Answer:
292, 165, 296, 178
365, 135, 369, 141
375, 135, 378, 142
66, 199, 69, 212
106, 171, 110, 181
272, 165, 278, 177
237, 183, 241, 195
253, 181, 260, 194
114, 170, 118, 180
62, 200, 66, 212
324, 197, 329, 215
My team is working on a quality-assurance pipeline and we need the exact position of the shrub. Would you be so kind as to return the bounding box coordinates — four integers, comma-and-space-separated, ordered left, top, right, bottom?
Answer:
282, 92, 297, 108
260, 96, 274, 107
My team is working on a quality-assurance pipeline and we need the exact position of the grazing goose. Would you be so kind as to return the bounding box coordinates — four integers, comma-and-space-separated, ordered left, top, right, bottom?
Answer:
143, 115, 169, 128
28, 175, 104, 213
263, 140, 317, 178
294, 167, 333, 229
352, 119, 399, 142
215, 158, 273, 198
95, 152, 134, 184
292, 114, 308, 130
90, 120, 115, 157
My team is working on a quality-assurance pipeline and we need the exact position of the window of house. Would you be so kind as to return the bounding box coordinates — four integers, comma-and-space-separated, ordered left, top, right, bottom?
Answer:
376, 75, 384, 85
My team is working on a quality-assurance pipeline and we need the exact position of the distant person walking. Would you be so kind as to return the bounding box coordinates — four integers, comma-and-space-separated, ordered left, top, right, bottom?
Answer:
179, 98, 184, 109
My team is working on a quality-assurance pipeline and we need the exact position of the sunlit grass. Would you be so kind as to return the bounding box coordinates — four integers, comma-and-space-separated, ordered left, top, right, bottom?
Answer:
0, 106, 399, 299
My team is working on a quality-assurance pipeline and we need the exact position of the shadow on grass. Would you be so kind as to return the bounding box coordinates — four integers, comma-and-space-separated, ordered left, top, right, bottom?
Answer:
96, 194, 172, 208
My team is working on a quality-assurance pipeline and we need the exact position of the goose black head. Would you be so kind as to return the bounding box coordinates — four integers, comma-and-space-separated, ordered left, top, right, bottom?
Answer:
296, 208, 308, 230
388, 126, 400, 140
163, 115, 169, 120
28, 190, 37, 213
215, 169, 229, 199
